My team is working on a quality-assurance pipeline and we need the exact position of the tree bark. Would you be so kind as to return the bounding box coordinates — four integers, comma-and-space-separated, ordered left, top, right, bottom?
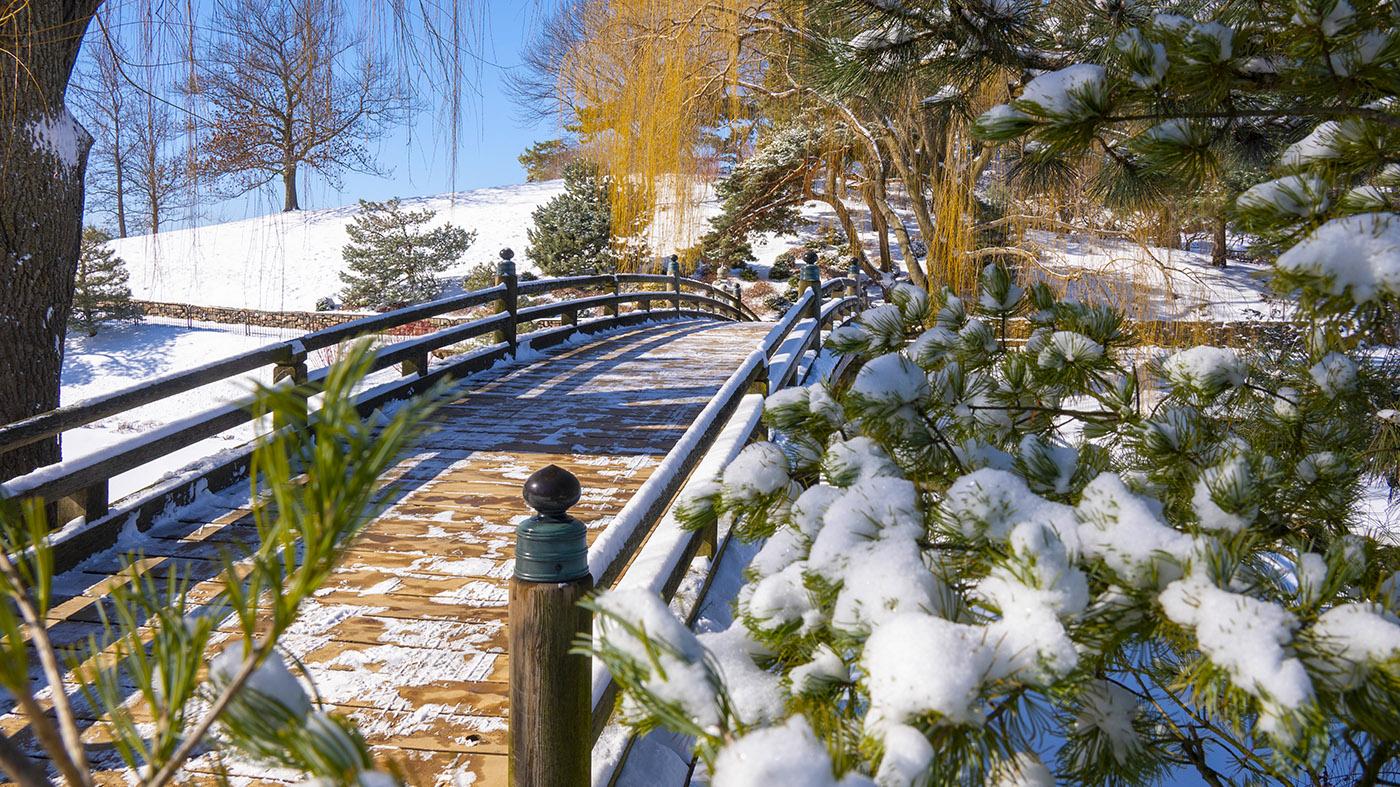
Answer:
1211, 212, 1228, 268
862, 181, 894, 273
0, 2, 101, 483
283, 161, 299, 211
114, 150, 128, 237
819, 161, 867, 268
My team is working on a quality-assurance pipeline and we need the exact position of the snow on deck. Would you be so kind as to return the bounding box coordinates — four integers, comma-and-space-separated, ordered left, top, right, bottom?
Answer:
4, 319, 773, 784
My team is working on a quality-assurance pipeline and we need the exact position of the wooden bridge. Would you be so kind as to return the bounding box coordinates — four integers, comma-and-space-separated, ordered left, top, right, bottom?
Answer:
0, 253, 864, 785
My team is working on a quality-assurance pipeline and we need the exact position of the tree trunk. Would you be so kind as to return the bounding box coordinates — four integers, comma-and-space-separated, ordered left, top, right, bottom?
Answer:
114, 151, 128, 237
283, 161, 299, 211
1211, 212, 1228, 268
862, 182, 894, 273
820, 163, 867, 269
0, 2, 100, 483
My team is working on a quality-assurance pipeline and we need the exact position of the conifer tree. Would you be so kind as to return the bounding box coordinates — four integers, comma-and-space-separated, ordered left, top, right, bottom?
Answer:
72, 227, 141, 337
338, 198, 475, 311
583, 2, 1400, 782
699, 126, 823, 267
525, 160, 618, 276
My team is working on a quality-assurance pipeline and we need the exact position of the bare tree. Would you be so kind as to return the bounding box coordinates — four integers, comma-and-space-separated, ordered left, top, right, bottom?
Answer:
195, 0, 410, 212
127, 94, 191, 234
0, 0, 475, 483
73, 27, 134, 238
505, 1, 588, 126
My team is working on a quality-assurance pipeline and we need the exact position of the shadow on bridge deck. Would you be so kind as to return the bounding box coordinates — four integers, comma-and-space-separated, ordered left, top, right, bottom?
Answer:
2, 318, 773, 784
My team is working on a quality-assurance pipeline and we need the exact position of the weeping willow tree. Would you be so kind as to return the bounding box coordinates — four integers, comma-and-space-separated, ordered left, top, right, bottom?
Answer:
553, 0, 759, 266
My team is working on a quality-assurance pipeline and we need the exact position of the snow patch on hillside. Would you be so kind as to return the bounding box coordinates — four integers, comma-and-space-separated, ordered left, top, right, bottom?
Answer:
111, 182, 568, 312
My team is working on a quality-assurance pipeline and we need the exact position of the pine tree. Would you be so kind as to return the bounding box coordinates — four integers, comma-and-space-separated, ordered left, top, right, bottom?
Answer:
338, 198, 476, 311
72, 226, 142, 337
518, 138, 578, 182
582, 2, 1400, 782
525, 160, 617, 276
699, 125, 824, 268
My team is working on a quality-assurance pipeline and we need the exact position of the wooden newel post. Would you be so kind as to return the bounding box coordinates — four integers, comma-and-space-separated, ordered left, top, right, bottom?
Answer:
509, 464, 593, 787
497, 248, 519, 353
732, 282, 743, 318
801, 251, 822, 344
850, 257, 865, 308
667, 254, 682, 315
608, 274, 621, 317
271, 344, 310, 431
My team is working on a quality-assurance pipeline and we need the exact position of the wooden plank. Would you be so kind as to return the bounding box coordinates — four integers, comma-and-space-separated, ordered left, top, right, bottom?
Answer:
16, 319, 773, 785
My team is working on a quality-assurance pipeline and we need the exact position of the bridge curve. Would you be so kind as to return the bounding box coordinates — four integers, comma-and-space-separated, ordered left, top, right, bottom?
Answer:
4, 318, 775, 782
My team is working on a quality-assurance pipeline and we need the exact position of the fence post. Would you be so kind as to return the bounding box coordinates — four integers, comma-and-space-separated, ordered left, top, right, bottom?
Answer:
667, 253, 682, 316
57, 480, 108, 524
850, 257, 865, 308
496, 248, 519, 354
271, 344, 310, 430
608, 273, 621, 318
401, 349, 430, 377
509, 464, 593, 787
802, 251, 823, 347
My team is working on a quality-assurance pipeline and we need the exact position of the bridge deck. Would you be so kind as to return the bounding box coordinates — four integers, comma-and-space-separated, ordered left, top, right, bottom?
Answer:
5, 319, 772, 784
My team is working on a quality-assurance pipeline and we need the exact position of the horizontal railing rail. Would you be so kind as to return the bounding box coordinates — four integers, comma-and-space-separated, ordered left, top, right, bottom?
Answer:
0, 248, 760, 523
528, 261, 867, 782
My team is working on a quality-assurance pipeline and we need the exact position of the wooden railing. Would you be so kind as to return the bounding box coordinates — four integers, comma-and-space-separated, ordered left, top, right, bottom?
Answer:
0, 249, 756, 569
503, 256, 867, 786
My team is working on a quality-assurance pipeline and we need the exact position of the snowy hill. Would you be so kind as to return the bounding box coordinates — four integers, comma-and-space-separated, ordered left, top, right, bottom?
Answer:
105, 178, 1273, 322
110, 181, 569, 312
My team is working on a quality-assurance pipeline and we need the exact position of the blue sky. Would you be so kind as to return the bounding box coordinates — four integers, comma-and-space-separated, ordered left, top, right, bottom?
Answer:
294, 1, 561, 210
88, 1, 563, 226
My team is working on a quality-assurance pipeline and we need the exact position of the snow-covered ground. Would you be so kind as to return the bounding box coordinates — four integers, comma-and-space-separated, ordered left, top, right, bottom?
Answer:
61, 318, 315, 500
111, 181, 569, 312
106, 178, 1273, 325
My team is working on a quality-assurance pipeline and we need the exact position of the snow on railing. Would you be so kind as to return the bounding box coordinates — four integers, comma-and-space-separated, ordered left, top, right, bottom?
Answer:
0, 248, 754, 558
495, 264, 867, 785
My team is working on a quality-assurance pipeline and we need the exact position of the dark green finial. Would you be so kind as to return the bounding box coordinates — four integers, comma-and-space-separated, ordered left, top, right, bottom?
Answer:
498, 247, 516, 277
515, 465, 589, 582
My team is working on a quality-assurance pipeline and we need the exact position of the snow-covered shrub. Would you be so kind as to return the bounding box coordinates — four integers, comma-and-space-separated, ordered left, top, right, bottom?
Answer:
586, 256, 1400, 783
769, 250, 797, 281
314, 296, 336, 312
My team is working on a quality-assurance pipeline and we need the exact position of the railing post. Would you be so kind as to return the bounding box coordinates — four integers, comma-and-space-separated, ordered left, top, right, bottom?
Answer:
667, 254, 682, 316
509, 465, 593, 787
801, 251, 822, 346
732, 281, 743, 318
850, 256, 865, 308
496, 248, 519, 354
57, 480, 108, 524
401, 349, 430, 377
271, 344, 309, 430
749, 362, 770, 440
608, 273, 620, 317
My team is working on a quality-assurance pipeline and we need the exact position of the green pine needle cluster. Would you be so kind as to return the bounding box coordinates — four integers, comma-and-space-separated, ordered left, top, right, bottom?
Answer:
0, 342, 448, 784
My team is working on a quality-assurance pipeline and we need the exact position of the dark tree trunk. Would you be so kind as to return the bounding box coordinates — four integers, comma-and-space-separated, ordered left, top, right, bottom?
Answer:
0, 2, 100, 483
1211, 212, 1228, 268
114, 151, 128, 237
283, 161, 299, 211
862, 182, 894, 273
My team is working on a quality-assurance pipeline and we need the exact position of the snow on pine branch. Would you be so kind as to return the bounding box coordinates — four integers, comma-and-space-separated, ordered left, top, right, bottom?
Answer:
585, 257, 1400, 784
